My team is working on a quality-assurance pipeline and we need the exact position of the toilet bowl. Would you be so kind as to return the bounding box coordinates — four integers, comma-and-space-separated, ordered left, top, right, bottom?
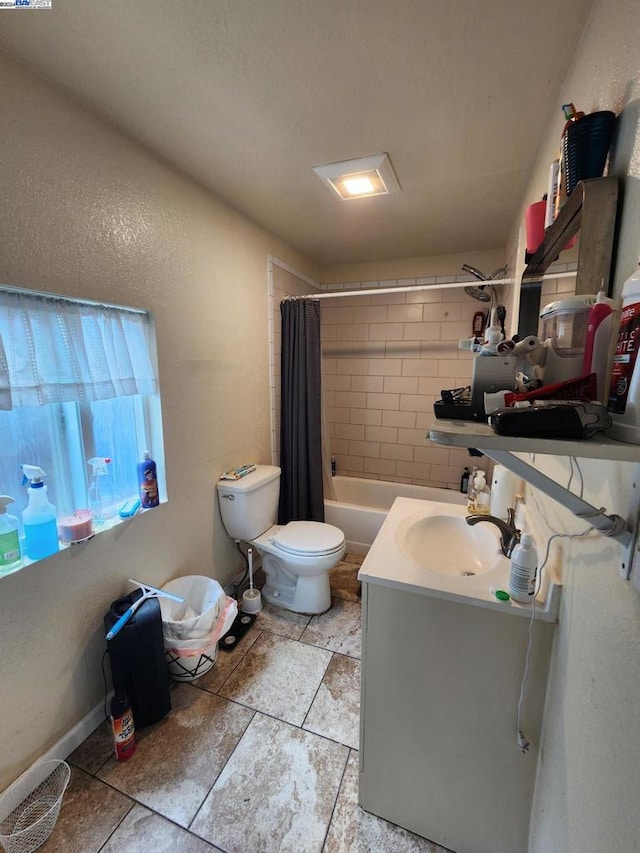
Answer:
216, 465, 346, 614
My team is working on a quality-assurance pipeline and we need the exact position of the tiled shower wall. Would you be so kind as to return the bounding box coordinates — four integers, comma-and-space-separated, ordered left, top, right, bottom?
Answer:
321, 282, 478, 489
269, 259, 577, 490
320, 266, 577, 489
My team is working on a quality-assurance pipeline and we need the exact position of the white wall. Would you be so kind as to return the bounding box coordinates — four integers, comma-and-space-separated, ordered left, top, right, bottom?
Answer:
0, 51, 317, 790
506, 1, 640, 850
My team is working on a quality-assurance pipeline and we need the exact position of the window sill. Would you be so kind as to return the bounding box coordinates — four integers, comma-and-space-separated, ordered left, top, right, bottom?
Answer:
0, 499, 166, 579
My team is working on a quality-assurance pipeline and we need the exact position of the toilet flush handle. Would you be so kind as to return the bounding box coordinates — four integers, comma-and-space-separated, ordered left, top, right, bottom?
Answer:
221, 494, 235, 501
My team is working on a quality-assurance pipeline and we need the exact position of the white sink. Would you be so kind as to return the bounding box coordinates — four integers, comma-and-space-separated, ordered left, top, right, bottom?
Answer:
358, 497, 559, 619
396, 513, 503, 576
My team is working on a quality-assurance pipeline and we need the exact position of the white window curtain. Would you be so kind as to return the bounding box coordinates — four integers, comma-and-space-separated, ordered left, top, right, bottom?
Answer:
0, 287, 158, 409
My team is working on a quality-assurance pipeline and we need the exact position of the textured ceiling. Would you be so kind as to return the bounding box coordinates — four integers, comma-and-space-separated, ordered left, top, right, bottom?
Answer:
0, 0, 593, 266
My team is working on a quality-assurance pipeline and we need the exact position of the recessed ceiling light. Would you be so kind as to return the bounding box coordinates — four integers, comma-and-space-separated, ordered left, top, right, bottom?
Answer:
313, 153, 400, 200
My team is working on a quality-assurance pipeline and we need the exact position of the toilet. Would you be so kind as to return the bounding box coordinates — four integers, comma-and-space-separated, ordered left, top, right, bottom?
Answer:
216, 465, 346, 614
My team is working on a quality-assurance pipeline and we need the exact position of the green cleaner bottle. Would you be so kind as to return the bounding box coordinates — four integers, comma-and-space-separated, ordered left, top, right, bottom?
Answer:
0, 495, 22, 573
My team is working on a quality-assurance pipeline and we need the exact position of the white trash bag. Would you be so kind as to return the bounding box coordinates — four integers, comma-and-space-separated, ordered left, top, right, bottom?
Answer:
159, 575, 237, 681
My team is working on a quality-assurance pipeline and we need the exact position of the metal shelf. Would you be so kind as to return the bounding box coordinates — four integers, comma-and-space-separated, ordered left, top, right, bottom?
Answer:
429, 418, 640, 463
429, 419, 638, 555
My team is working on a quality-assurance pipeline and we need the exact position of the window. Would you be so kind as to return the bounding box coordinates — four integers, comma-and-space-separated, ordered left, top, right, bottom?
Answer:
0, 285, 166, 571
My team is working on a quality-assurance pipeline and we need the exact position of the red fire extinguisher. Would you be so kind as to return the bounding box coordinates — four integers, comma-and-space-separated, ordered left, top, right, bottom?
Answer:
110, 692, 137, 761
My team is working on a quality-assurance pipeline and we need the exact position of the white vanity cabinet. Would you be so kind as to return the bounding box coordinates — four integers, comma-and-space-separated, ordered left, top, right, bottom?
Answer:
358, 578, 555, 853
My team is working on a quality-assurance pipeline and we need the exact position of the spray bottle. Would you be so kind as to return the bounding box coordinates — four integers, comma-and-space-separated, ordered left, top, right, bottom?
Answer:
87, 457, 115, 523
21, 465, 59, 560
582, 287, 619, 403
0, 496, 22, 573
109, 691, 136, 761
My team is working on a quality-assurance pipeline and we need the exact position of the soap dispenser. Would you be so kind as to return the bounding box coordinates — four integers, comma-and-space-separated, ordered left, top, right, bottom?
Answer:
473, 471, 491, 514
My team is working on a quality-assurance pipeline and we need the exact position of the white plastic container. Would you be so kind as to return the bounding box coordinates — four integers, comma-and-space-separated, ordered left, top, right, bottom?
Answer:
508, 534, 538, 603
489, 466, 521, 521
539, 295, 596, 385
608, 262, 640, 442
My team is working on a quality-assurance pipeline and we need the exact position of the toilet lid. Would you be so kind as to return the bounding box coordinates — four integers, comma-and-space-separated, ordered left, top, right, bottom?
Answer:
271, 521, 345, 557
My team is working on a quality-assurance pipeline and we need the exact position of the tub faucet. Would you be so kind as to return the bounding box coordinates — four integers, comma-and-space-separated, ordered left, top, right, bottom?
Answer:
465, 508, 521, 557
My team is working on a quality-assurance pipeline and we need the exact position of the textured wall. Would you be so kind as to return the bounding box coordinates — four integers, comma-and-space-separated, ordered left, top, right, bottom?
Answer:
507, 1, 640, 850
0, 51, 316, 790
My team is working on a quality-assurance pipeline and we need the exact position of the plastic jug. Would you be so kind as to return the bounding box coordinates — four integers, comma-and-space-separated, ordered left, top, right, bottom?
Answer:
21, 465, 59, 560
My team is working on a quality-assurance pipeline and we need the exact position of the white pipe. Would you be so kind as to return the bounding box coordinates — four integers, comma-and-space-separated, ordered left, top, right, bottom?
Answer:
292, 270, 576, 300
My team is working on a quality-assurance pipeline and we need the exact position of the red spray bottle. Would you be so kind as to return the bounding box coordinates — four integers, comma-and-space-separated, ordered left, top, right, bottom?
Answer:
582, 289, 619, 403
110, 692, 137, 761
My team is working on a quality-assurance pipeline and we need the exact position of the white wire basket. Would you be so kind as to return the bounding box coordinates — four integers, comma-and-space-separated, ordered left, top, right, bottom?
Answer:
0, 760, 70, 853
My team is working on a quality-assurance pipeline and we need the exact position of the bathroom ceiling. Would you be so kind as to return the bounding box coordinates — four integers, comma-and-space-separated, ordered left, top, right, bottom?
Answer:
0, 0, 593, 267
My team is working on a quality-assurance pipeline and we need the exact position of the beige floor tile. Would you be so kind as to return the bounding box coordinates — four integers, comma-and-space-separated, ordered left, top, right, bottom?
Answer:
329, 560, 362, 602
344, 552, 365, 565
301, 598, 361, 659
41, 766, 132, 853
219, 632, 332, 725
194, 625, 261, 693
191, 713, 349, 853
253, 600, 311, 639
100, 804, 220, 852
303, 653, 360, 749
323, 751, 452, 853
97, 684, 253, 827
67, 719, 114, 774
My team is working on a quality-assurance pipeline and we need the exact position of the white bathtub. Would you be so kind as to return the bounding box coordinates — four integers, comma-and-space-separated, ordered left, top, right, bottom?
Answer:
324, 475, 466, 554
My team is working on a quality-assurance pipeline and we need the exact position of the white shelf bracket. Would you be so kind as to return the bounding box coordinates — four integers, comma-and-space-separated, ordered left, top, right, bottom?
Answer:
481, 448, 633, 555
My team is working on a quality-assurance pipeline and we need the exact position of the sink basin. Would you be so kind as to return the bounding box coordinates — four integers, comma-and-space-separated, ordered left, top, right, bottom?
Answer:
396, 514, 503, 576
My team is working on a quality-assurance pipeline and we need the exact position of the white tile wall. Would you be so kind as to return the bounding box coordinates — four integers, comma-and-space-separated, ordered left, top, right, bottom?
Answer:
321, 280, 486, 490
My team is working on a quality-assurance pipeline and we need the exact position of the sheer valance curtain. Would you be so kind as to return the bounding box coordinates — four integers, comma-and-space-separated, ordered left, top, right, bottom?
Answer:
0, 287, 158, 410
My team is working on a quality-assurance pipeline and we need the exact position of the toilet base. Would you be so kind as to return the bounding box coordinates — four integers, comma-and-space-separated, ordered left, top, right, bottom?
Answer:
261, 560, 332, 615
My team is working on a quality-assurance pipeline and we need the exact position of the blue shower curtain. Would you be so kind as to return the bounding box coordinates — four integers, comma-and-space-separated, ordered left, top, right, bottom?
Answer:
278, 298, 324, 524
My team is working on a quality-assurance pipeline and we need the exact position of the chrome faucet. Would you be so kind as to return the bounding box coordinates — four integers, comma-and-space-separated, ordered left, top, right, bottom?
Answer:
465, 507, 521, 557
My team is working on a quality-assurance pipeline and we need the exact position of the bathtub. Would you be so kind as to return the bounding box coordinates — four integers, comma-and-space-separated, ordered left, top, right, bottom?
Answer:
324, 475, 466, 554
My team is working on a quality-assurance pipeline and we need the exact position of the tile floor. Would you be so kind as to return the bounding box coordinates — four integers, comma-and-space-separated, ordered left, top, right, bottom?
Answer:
41, 555, 451, 852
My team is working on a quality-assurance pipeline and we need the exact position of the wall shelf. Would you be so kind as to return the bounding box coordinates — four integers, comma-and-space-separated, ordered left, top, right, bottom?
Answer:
429, 418, 640, 463
429, 419, 638, 556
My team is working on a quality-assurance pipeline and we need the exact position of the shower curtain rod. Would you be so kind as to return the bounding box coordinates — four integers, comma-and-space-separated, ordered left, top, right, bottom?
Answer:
292, 271, 576, 300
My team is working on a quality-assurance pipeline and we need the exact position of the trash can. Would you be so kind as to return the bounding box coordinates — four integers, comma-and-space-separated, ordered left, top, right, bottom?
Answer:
159, 575, 237, 681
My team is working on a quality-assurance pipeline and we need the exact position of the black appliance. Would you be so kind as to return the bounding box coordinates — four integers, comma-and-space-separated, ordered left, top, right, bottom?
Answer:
104, 589, 171, 727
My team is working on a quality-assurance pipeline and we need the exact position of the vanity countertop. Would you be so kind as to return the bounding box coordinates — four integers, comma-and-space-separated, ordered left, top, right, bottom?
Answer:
358, 496, 560, 621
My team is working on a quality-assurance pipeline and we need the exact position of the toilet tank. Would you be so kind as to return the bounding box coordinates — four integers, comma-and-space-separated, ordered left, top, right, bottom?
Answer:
216, 465, 280, 540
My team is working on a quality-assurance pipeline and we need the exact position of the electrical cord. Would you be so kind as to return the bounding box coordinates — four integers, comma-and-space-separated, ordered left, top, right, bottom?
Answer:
516, 526, 593, 754
101, 648, 110, 721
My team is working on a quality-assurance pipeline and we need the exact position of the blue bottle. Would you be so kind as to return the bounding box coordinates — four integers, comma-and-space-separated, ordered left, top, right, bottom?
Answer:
21, 465, 59, 560
137, 451, 160, 509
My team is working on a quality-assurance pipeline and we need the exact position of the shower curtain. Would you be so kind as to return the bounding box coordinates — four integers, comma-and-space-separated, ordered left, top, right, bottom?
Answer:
278, 298, 324, 524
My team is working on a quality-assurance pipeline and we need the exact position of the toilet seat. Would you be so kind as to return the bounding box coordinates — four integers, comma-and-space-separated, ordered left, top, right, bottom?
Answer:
270, 521, 345, 557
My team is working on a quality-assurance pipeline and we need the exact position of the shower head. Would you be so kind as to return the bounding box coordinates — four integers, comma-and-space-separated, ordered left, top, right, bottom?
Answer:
461, 263, 489, 282
464, 285, 492, 302
461, 263, 507, 302
461, 264, 508, 282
